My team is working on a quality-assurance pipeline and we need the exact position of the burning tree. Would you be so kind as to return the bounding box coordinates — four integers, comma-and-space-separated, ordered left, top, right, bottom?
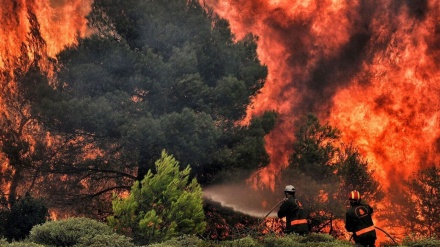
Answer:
0, 8, 57, 209
406, 166, 440, 237
377, 166, 440, 240
2, 0, 271, 219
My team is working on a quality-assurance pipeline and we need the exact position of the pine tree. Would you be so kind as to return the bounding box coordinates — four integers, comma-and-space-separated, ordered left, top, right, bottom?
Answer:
108, 150, 206, 245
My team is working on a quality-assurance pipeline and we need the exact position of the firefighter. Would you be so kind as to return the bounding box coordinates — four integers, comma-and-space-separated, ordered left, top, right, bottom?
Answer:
345, 190, 377, 247
277, 185, 309, 235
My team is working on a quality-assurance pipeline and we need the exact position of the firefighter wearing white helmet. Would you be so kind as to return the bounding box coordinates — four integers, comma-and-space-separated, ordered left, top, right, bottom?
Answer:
277, 185, 309, 235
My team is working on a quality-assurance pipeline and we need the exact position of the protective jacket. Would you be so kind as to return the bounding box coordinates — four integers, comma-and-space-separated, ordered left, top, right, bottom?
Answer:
345, 202, 376, 246
277, 196, 309, 235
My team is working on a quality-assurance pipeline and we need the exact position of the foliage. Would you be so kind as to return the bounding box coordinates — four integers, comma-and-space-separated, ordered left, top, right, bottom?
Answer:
29, 217, 113, 246
108, 151, 206, 245
223, 236, 263, 247
146, 235, 204, 247
2, 231, 440, 247
75, 233, 136, 247
336, 143, 384, 203
280, 114, 383, 235
262, 233, 352, 247
141, 233, 353, 247
289, 114, 341, 181
401, 236, 440, 247
406, 166, 440, 237
0, 239, 45, 247
0, 193, 49, 241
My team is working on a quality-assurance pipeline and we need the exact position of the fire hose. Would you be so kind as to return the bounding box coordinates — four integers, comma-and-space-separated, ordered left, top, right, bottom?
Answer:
259, 198, 286, 224
349, 226, 397, 244
375, 226, 397, 244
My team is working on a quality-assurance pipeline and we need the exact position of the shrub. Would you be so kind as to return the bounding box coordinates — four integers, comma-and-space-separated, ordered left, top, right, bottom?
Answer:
29, 217, 113, 246
402, 237, 440, 247
2, 193, 49, 241
262, 234, 303, 247
145, 235, 204, 247
223, 236, 263, 247
75, 233, 136, 247
262, 233, 353, 247
0, 238, 45, 247
300, 233, 334, 243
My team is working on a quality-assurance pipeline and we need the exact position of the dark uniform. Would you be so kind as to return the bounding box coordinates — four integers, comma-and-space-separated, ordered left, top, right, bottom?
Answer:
277, 185, 309, 235
345, 190, 376, 247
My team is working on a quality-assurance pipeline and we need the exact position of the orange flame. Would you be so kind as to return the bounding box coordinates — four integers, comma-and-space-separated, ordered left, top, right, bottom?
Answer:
0, 0, 92, 68
0, 0, 93, 206
203, 0, 440, 190
204, 0, 440, 242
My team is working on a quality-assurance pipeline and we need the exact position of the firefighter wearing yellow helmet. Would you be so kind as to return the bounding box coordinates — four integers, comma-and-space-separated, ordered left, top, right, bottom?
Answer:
345, 190, 377, 247
277, 185, 309, 235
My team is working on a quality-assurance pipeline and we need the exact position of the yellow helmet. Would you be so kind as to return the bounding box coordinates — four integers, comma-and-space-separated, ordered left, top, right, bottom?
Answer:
349, 190, 361, 202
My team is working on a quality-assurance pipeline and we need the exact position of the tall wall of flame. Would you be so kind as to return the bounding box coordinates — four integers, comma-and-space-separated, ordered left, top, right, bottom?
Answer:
0, 0, 92, 107
203, 0, 440, 190
1, 0, 438, 195
0, 0, 92, 193
0, 0, 91, 70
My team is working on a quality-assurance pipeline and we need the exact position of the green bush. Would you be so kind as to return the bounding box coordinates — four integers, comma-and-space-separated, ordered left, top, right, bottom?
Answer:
75, 233, 135, 247
300, 233, 334, 243
29, 217, 113, 246
0, 238, 45, 247
402, 237, 440, 247
2, 231, 440, 247
145, 235, 204, 247
262, 233, 353, 247
262, 234, 303, 247
222, 236, 263, 247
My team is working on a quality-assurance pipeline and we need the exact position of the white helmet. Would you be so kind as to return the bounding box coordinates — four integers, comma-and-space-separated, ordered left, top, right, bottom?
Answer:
284, 185, 296, 193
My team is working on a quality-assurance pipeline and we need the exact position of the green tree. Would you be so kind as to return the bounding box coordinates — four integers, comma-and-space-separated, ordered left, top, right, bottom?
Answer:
108, 150, 206, 245
289, 114, 340, 181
